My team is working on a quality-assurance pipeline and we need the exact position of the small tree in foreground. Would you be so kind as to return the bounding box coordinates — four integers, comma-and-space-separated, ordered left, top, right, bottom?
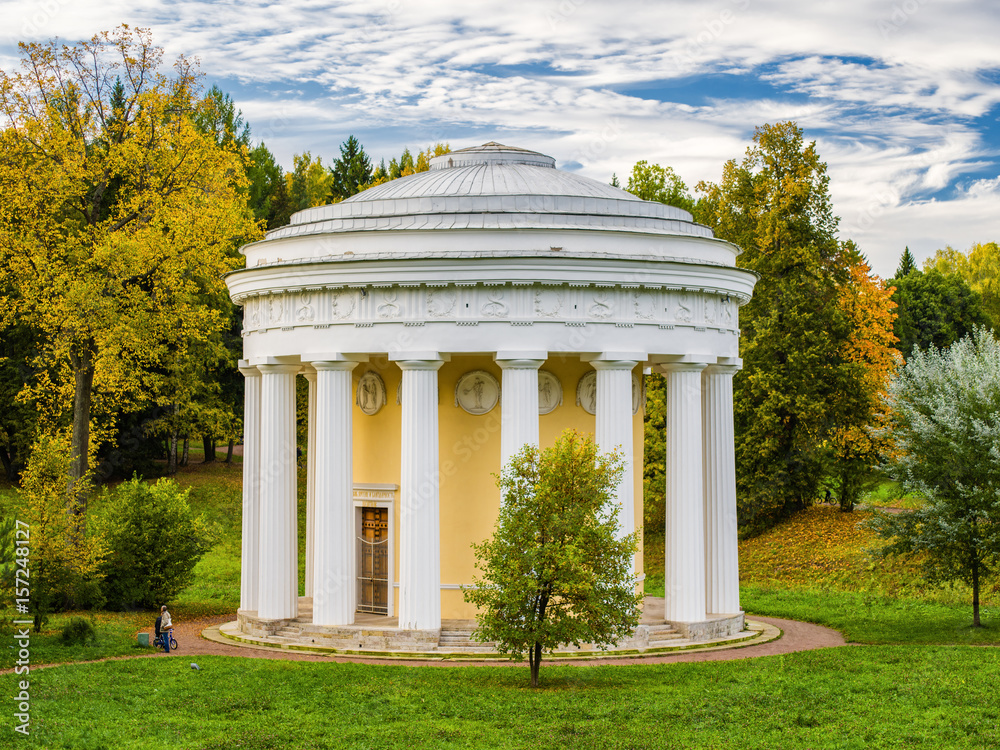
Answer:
868, 328, 1000, 627
464, 430, 641, 687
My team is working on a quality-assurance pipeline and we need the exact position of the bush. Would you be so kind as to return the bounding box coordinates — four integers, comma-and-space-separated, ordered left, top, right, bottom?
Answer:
93, 476, 217, 610
60, 617, 97, 646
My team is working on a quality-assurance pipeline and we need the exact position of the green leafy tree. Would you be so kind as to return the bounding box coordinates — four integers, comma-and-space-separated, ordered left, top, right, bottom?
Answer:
330, 135, 373, 201
888, 268, 991, 356
464, 430, 641, 687
92, 476, 215, 609
924, 242, 1000, 328
287, 151, 332, 210
625, 160, 695, 212
868, 328, 1000, 627
18, 436, 105, 631
696, 122, 853, 532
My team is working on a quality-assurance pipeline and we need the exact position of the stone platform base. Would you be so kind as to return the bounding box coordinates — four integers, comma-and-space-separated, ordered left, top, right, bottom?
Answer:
225, 598, 753, 658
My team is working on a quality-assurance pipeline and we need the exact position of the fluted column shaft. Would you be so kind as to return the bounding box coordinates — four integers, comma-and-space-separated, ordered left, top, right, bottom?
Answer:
397, 358, 445, 630
496, 358, 544, 467
239, 365, 261, 612
257, 363, 300, 621
663, 362, 707, 623
312, 361, 358, 626
703, 364, 741, 614
304, 369, 317, 599
593, 360, 639, 542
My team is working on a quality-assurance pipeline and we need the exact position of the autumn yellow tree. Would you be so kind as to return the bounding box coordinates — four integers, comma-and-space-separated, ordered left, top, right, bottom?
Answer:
0, 27, 260, 513
829, 255, 899, 511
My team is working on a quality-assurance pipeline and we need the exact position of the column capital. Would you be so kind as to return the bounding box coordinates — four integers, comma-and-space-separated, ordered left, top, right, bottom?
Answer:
257, 363, 301, 376
395, 358, 446, 372
660, 361, 708, 375
311, 360, 360, 373
238, 363, 261, 378
495, 356, 545, 370
591, 359, 639, 371
703, 363, 741, 376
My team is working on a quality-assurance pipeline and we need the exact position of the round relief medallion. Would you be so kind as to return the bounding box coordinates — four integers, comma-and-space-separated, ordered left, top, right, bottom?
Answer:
356, 371, 387, 416
576, 371, 598, 415
537, 370, 563, 415
455, 370, 500, 415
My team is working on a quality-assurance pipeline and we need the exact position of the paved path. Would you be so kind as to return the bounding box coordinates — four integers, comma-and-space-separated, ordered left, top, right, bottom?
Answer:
4, 613, 845, 674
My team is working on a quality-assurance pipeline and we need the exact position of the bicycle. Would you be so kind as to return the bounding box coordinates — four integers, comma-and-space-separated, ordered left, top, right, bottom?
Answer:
153, 628, 178, 651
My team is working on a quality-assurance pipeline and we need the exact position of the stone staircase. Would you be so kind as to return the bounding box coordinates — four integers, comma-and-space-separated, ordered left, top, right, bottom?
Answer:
438, 624, 495, 652
644, 623, 684, 649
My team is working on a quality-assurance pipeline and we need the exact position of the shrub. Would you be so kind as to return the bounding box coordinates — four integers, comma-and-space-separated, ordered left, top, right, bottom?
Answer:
93, 476, 217, 610
60, 617, 97, 646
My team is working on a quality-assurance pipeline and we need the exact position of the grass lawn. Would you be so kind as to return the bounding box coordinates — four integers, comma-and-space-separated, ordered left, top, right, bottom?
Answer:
3, 647, 998, 749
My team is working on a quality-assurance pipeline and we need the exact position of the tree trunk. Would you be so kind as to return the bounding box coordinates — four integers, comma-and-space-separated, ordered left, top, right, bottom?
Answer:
225, 439, 235, 463
0, 444, 13, 481
181, 436, 189, 467
202, 435, 215, 463
530, 641, 541, 688
972, 559, 981, 628
69, 344, 95, 523
167, 430, 178, 475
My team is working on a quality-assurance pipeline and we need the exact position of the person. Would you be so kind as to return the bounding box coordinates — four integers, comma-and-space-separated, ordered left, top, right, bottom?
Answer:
160, 605, 172, 653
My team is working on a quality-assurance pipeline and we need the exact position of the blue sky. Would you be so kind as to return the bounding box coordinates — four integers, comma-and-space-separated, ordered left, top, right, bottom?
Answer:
3, 0, 999, 277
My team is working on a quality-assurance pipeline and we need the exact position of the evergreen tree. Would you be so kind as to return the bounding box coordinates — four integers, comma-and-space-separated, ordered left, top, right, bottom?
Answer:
697, 122, 854, 532
329, 135, 373, 201
896, 246, 917, 277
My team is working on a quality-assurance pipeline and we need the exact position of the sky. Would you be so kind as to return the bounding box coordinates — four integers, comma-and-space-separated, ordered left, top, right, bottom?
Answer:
2, 0, 999, 278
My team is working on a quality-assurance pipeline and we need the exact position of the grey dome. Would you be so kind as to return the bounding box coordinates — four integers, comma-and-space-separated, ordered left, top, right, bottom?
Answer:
265, 143, 713, 241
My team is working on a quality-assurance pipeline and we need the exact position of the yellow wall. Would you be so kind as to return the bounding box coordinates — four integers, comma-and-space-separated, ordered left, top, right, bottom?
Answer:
350, 356, 645, 621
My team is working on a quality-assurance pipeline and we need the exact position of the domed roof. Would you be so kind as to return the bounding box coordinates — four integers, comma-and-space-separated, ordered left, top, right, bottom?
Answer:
265, 143, 714, 242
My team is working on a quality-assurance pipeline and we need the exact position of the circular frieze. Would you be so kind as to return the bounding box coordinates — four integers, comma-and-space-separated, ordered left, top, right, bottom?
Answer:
455, 370, 500, 415
356, 371, 387, 416
537, 370, 563, 415
576, 371, 598, 415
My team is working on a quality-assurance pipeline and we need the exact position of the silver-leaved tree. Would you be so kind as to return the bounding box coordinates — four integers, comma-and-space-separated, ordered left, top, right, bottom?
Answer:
464, 429, 641, 687
869, 327, 1000, 627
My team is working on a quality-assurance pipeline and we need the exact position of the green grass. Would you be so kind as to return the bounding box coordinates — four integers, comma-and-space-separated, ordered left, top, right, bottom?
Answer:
0, 611, 157, 669
859, 480, 926, 511
4, 648, 998, 749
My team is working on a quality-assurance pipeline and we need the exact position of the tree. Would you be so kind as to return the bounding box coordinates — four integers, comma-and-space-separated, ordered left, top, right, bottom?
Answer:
868, 328, 1000, 627
696, 122, 852, 532
464, 430, 641, 687
0, 27, 259, 514
828, 256, 899, 511
625, 160, 695, 212
924, 242, 1000, 328
888, 269, 991, 356
92, 476, 215, 609
17, 436, 105, 631
329, 135, 373, 201
287, 151, 333, 210
897, 246, 917, 277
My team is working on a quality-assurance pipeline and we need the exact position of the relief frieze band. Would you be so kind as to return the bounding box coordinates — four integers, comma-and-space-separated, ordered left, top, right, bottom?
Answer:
238, 283, 743, 335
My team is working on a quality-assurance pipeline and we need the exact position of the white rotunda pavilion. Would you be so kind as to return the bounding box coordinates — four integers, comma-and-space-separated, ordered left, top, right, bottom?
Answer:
227, 143, 757, 647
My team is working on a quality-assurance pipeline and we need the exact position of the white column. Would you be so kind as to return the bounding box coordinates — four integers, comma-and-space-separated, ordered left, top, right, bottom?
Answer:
495, 355, 544, 467
396, 358, 445, 631
257, 363, 300, 621
312, 360, 358, 626
703, 364, 741, 615
593, 360, 639, 542
663, 362, 707, 623
304, 368, 317, 599
239, 363, 261, 612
